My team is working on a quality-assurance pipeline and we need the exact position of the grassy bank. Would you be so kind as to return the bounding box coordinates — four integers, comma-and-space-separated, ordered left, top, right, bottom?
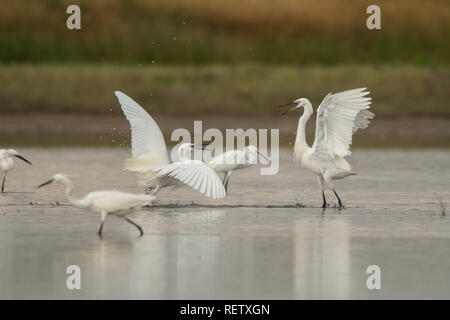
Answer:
0, 0, 448, 64
1, 114, 449, 148
0, 64, 449, 116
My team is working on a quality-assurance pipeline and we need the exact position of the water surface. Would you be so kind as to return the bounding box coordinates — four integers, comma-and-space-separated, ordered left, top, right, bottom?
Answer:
0, 148, 449, 299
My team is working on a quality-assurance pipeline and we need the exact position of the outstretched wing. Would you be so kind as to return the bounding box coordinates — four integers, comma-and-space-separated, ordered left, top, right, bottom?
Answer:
313, 88, 373, 158
352, 109, 375, 134
115, 91, 170, 165
153, 161, 226, 199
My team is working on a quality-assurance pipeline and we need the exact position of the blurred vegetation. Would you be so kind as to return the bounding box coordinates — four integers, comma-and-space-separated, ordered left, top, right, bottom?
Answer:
0, 64, 448, 116
0, 1, 448, 118
0, 0, 448, 65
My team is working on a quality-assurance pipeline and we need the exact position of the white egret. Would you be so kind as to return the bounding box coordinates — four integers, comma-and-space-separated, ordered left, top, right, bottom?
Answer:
281, 88, 374, 208
37, 174, 156, 237
208, 145, 270, 192
0, 149, 32, 193
115, 91, 226, 199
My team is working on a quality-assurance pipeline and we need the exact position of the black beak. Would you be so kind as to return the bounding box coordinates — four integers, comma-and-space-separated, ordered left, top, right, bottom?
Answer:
37, 179, 54, 189
279, 102, 296, 108
191, 143, 209, 150
256, 151, 271, 164
279, 101, 297, 116
15, 155, 32, 165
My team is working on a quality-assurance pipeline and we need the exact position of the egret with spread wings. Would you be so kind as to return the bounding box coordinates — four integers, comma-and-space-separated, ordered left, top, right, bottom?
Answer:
281, 88, 374, 208
115, 91, 226, 199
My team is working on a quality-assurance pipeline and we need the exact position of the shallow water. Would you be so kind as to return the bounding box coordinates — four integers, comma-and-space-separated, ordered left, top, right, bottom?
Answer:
0, 148, 449, 299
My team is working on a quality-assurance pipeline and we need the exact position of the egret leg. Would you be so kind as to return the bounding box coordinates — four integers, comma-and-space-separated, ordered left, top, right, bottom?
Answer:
98, 211, 108, 238
97, 222, 104, 238
1, 172, 6, 193
323, 173, 344, 208
124, 218, 144, 237
317, 175, 326, 208
322, 193, 327, 208
333, 189, 343, 208
223, 171, 232, 193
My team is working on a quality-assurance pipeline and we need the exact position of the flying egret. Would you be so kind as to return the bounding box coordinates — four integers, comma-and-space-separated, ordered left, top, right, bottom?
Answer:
37, 174, 156, 237
114, 91, 226, 199
208, 145, 270, 192
281, 88, 374, 208
0, 149, 32, 193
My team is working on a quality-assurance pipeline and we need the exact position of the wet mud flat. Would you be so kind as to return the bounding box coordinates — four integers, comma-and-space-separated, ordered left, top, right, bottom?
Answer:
0, 148, 449, 299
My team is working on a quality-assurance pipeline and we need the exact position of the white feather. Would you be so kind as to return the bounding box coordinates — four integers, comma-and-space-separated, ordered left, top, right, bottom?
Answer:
152, 160, 226, 199
115, 91, 170, 165
314, 88, 373, 158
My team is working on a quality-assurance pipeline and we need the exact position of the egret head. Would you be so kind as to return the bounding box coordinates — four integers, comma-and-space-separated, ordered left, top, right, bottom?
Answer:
5, 149, 32, 165
280, 98, 309, 115
37, 173, 70, 188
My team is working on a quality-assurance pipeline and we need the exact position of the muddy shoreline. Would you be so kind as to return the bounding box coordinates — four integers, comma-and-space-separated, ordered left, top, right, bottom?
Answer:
1, 113, 449, 147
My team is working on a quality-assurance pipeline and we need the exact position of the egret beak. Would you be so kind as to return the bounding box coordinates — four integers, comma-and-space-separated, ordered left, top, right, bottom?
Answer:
256, 151, 271, 164
279, 102, 296, 108
191, 143, 209, 150
37, 179, 54, 189
279, 102, 299, 116
14, 155, 32, 165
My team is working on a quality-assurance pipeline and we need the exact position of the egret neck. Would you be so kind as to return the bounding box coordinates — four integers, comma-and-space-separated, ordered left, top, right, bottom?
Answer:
58, 176, 87, 208
294, 99, 313, 162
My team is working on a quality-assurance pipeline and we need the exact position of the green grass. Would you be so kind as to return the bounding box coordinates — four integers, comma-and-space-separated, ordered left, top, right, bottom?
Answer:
0, 64, 448, 116
0, 0, 448, 65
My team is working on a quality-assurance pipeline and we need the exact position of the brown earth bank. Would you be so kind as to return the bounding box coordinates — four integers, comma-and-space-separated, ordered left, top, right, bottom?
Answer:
0, 113, 449, 148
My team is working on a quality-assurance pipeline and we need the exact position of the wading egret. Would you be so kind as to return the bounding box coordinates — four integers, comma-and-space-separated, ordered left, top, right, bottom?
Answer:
37, 174, 156, 237
281, 88, 374, 208
115, 91, 226, 199
208, 145, 270, 192
0, 149, 32, 193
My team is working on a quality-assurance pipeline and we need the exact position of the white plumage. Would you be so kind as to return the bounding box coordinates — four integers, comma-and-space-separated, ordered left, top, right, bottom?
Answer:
282, 88, 374, 208
208, 145, 270, 192
115, 91, 169, 163
115, 91, 226, 199
313, 88, 374, 158
0, 149, 32, 193
38, 174, 155, 237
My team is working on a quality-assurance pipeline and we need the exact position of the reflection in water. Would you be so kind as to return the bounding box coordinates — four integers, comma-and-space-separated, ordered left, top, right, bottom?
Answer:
1, 207, 450, 299
293, 216, 350, 299
1, 145, 450, 299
